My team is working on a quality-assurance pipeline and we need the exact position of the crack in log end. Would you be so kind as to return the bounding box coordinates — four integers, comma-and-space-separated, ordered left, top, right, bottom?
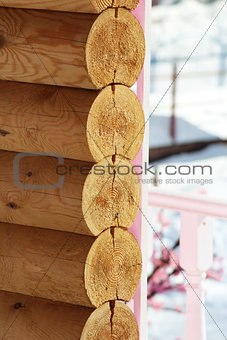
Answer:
116, 215, 120, 227
112, 69, 117, 84
0, 35, 6, 49
109, 300, 115, 337
86, 9, 145, 89
111, 167, 116, 202
111, 146, 117, 165
7, 202, 20, 209
113, 213, 120, 227
111, 84, 115, 95
0, 129, 10, 136
110, 226, 115, 248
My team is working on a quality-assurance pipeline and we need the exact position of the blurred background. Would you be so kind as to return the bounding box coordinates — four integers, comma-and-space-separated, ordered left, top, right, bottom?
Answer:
147, 0, 227, 339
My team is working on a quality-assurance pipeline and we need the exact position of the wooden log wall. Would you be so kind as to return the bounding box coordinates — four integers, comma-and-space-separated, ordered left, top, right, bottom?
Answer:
0, 0, 145, 338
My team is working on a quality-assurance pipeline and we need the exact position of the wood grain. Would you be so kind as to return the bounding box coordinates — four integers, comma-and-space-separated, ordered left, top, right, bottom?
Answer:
82, 155, 140, 235
87, 84, 145, 161
0, 150, 94, 235
81, 301, 139, 340
0, 222, 94, 307
86, 8, 145, 89
0, 80, 144, 162
0, 8, 97, 89
0, 223, 141, 307
0, 8, 145, 89
85, 227, 142, 307
0, 150, 140, 236
0, 291, 94, 340
0, 0, 98, 13
0, 292, 138, 340
0, 80, 96, 162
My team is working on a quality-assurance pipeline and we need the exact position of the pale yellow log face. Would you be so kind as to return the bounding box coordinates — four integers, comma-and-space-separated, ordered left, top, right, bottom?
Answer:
85, 228, 142, 307
87, 85, 145, 162
90, 0, 112, 12
82, 156, 141, 235
81, 301, 139, 340
86, 8, 145, 89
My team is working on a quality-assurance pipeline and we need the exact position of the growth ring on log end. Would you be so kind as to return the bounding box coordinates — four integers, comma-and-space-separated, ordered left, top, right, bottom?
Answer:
86, 8, 145, 89
82, 156, 140, 235
87, 85, 145, 161
90, 0, 139, 12
85, 227, 142, 307
81, 301, 139, 340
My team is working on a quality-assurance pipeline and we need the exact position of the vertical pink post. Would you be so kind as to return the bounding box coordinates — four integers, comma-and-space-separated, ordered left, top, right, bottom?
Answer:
180, 212, 213, 340
130, 1, 151, 339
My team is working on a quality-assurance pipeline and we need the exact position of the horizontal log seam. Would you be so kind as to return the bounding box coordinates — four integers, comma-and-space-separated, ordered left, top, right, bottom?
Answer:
0, 106, 89, 116
0, 30, 90, 44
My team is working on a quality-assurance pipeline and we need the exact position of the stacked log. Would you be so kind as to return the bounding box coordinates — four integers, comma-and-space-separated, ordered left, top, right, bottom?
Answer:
0, 7, 145, 89
0, 81, 145, 162
0, 0, 145, 338
0, 150, 140, 235
0, 292, 138, 340
0, 223, 142, 307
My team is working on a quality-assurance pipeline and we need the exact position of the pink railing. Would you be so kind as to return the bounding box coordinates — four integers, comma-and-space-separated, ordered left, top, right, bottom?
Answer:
148, 187, 227, 340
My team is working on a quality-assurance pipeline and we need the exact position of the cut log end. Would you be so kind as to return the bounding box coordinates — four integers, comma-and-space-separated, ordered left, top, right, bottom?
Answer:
82, 156, 140, 235
90, 0, 139, 12
87, 85, 145, 162
85, 227, 142, 307
86, 8, 145, 89
81, 301, 139, 340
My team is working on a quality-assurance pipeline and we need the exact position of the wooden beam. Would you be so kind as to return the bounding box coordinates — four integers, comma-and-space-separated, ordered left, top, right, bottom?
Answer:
0, 222, 94, 307
0, 0, 139, 14
0, 150, 93, 235
0, 291, 94, 340
0, 8, 145, 90
0, 80, 144, 162
0, 150, 140, 235
0, 8, 95, 89
0, 223, 141, 307
0, 292, 138, 339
